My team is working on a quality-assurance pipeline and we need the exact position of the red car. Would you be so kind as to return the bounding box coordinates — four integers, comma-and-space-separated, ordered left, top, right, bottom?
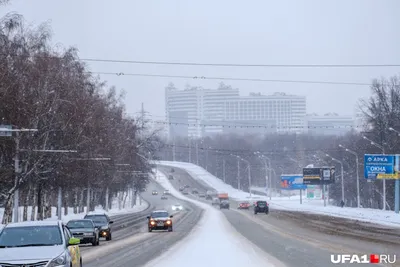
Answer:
237, 201, 250, 209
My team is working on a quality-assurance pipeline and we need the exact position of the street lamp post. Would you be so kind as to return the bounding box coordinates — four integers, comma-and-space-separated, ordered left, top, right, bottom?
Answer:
326, 153, 344, 202
255, 152, 272, 199
339, 144, 360, 208
255, 152, 272, 198
363, 136, 386, 210
388, 127, 400, 213
236, 156, 251, 198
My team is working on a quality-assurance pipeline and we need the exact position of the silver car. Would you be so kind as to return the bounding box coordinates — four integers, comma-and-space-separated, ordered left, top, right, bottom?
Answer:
0, 220, 82, 267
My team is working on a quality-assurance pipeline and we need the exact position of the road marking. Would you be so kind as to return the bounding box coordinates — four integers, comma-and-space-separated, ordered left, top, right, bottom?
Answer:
230, 208, 390, 267
82, 233, 150, 263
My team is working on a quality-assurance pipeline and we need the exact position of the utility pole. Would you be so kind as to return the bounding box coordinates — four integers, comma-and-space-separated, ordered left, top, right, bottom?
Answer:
12, 132, 20, 223
247, 163, 252, 198
188, 137, 191, 163
172, 137, 176, 161
222, 159, 226, 183
141, 102, 145, 129
195, 142, 199, 165
237, 158, 240, 190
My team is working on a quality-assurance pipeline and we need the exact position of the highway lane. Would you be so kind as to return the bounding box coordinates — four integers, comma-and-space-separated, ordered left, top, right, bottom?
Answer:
158, 165, 400, 267
81, 176, 204, 266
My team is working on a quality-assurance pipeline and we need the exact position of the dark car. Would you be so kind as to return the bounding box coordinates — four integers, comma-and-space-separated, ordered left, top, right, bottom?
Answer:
254, 200, 269, 214
184, 185, 190, 189
161, 194, 168, 200
67, 219, 99, 246
192, 188, 198, 194
182, 190, 189, 195
152, 190, 158, 195
168, 174, 174, 180
179, 186, 185, 192
147, 210, 173, 232
220, 200, 230, 209
84, 213, 114, 241
198, 193, 206, 198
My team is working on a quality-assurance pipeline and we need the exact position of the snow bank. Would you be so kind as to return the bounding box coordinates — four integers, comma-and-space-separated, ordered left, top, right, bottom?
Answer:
144, 170, 279, 267
0, 194, 148, 223
157, 161, 400, 227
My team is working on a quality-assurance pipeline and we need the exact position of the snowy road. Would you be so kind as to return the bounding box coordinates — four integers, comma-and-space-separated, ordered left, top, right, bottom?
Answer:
80, 179, 203, 266
159, 165, 400, 267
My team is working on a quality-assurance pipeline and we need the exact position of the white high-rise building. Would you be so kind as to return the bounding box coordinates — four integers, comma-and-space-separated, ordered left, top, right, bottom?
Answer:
222, 92, 307, 134
165, 83, 239, 138
165, 84, 307, 138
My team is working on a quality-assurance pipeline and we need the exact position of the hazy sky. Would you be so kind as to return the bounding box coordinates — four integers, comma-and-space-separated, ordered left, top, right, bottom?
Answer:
1, 0, 399, 120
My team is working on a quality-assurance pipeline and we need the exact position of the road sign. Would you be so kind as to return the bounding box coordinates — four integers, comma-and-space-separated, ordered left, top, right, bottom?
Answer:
280, 175, 307, 190
364, 154, 400, 179
0, 125, 12, 137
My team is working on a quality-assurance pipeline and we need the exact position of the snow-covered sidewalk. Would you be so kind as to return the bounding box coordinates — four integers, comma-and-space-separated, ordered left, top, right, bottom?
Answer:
0, 194, 149, 225
157, 160, 400, 227
144, 170, 279, 267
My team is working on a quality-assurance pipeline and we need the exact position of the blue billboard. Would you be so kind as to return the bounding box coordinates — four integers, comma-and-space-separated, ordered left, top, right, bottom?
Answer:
280, 175, 307, 190
364, 154, 400, 179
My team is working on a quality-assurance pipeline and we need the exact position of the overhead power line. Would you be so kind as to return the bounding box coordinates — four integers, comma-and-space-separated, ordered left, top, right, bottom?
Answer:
72, 58, 400, 68
5, 54, 400, 68
90, 72, 371, 86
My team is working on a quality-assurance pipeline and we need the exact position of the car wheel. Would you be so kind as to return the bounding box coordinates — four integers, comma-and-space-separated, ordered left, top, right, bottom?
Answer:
92, 239, 97, 246
97, 238, 100, 245
106, 233, 112, 241
148, 227, 152, 232
80, 258, 83, 267
168, 227, 173, 232
254, 211, 257, 214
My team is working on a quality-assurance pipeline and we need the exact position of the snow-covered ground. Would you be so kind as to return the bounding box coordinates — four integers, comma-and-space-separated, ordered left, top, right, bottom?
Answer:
0, 194, 149, 225
144, 170, 280, 267
157, 161, 400, 227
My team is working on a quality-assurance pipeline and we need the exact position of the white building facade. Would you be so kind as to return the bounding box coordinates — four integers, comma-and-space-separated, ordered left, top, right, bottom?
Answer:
165, 83, 307, 138
306, 113, 354, 136
165, 84, 239, 138
222, 92, 307, 135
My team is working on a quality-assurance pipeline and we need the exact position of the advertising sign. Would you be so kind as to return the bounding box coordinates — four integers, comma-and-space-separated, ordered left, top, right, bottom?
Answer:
306, 185, 322, 199
303, 167, 335, 185
280, 175, 307, 190
364, 154, 400, 179
303, 168, 321, 185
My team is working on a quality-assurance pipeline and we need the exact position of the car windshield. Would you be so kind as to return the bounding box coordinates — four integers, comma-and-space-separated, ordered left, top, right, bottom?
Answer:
84, 215, 108, 226
152, 212, 169, 218
258, 202, 267, 206
0, 226, 63, 247
67, 220, 94, 229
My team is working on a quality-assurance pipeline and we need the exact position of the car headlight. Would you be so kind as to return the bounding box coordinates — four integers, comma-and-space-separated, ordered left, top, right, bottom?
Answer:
166, 220, 171, 225
150, 220, 156, 225
48, 252, 67, 267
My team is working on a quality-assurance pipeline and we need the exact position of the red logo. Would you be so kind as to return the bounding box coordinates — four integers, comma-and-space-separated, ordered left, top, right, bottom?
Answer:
370, 254, 380, 264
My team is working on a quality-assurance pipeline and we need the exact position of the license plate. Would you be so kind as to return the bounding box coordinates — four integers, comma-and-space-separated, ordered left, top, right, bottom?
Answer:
157, 222, 164, 226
